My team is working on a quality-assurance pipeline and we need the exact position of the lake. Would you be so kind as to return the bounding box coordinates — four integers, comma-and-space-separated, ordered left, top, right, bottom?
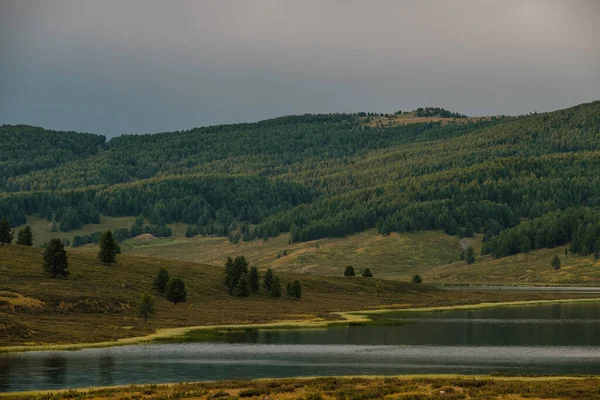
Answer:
2, 301, 600, 392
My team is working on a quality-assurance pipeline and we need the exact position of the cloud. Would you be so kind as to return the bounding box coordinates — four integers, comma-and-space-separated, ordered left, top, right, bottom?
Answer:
0, 0, 598, 136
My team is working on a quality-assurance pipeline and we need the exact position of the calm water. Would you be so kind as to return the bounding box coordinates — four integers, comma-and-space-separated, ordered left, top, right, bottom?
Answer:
2, 301, 600, 392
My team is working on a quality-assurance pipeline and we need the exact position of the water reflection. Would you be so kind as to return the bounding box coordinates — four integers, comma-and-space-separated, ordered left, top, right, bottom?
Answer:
44, 355, 67, 386
2, 301, 600, 393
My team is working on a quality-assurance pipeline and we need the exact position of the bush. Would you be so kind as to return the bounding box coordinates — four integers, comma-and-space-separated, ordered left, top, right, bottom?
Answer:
412, 274, 422, 284
344, 265, 355, 276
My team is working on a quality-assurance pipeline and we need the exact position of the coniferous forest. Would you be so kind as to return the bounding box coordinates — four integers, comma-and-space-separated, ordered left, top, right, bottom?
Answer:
2, 101, 600, 258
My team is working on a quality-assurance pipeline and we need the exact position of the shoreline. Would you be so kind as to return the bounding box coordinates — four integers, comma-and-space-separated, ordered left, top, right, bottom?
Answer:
2, 296, 600, 354
3, 375, 600, 398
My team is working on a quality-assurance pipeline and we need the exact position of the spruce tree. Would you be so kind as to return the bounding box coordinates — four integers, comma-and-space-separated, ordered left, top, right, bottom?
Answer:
165, 277, 187, 304
270, 276, 282, 298
235, 272, 250, 297
43, 238, 69, 278
286, 282, 293, 297
412, 274, 422, 284
0, 217, 13, 246
248, 266, 260, 293
224, 256, 249, 295
466, 246, 476, 264
551, 255, 561, 270
292, 280, 302, 299
344, 265, 355, 276
362, 268, 373, 277
98, 230, 117, 265
153, 267, 170, 293
16, 226, 33, 246
263, 268, 274, 292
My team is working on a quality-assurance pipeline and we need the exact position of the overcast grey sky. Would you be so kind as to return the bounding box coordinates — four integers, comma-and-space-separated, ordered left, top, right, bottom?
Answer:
1, 0, 599, 137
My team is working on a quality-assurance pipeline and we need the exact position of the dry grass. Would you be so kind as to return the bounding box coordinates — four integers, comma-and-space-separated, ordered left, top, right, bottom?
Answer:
0, 245, 592, 349
5, 376, 600, 399
15, 215, 136, 247
426, 244, 600, 285
359, 114, 493, 128
122, 230, 479, 280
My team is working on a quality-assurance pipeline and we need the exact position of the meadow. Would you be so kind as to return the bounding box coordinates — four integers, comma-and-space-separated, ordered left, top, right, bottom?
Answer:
5, 376, 600, 399
0, 244, 591, 348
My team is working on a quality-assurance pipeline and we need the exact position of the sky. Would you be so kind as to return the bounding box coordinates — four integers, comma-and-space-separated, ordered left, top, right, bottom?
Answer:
1, 0, 599, 137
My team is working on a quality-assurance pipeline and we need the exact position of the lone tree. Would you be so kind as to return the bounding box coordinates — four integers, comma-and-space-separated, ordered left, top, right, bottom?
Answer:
224, 256, 249, 295
16, 226, 33, 246
0, 217, 13, 246
43, 238, 69, 278
292, 280, 302, 299
98, 230, 117, 266
165, 277, 187, 305
138, 293, 156, 322
412, 274, 422, 284
551, 255, 561, 271
362, 268, 373, 277
465, 246, 476, 265
270, 276, 282, 298
263, 268, 275, 292
344, 265, 355, 277
153, 267, 170, 294
248, 266, 260, 293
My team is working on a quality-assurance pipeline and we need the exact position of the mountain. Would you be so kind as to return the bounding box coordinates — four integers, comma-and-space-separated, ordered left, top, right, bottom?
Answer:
2, 101, 600, 267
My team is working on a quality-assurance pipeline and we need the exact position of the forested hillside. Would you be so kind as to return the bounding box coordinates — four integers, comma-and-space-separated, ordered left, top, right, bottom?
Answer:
1, 101, 600, 262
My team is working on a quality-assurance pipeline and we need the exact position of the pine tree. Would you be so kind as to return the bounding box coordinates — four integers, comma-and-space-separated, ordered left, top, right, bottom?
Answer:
263, 268, 274, 292
153, 267, 170, 293
292, 280, 302, 299
551, 255, 561, 270
0, 217, 13, 246
98, 230, 117, 265
412, 274, 422, 284
466, 246, 476, 264
234, 272, 250, 297
248, 266, 260, 293
344, 265, 355, 276
138, 293, 156, 322
16, 225, 33, 246
43, 238, 69, 278
165, 277, 187, 304
286, 282, 293, 297
224, 256, 249, 295
270, 276, 282, 298
362, 268, 373, 277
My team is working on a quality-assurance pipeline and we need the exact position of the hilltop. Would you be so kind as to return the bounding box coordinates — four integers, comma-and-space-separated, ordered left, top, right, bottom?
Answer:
1, 101, 600, 283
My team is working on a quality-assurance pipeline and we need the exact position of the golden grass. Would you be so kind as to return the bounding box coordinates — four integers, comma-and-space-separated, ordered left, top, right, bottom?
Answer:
122, 229, 479, 280
5, 376, 600, 399
15, 215, 136, 247
426, 244, 600, 285
1, 245, 597, 350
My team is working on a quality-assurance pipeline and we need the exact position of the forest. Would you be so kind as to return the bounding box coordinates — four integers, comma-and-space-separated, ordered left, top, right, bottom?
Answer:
1, 101, 600, 256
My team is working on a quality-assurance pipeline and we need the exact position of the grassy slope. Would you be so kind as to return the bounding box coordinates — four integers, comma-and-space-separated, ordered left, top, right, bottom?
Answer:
5, 376, 600, 399
15, 215, 136, 247
121, 230, 480, 279
0, 245, 589, 347
427, 245, 600, 285
26, 216, 600, 285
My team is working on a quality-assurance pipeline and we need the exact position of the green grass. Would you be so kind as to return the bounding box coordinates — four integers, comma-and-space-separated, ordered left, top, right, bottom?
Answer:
0, 244, 589, 348
6, 376, 600, 399
426, 245, 600, 285
122, 229, 480, 280
16, 215, 137, 247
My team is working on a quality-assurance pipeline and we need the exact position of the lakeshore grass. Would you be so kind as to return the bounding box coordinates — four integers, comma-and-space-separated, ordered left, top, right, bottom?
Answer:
5, 376, 600, 399
1, 245, 598, 350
